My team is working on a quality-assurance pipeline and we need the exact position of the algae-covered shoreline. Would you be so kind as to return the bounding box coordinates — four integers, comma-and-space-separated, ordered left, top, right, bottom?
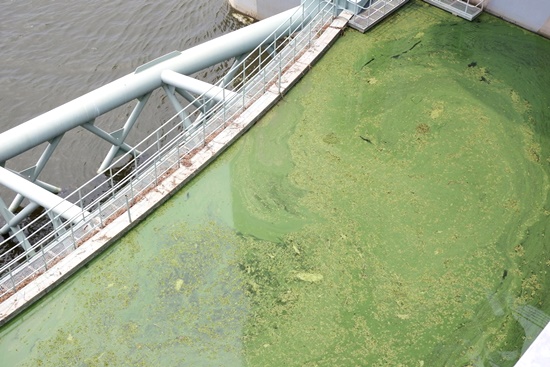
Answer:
1, 1, 550, 366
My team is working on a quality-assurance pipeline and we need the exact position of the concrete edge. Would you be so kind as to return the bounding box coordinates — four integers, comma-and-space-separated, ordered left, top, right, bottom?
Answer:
514, 322, 550, 366
482, 9, 550, 40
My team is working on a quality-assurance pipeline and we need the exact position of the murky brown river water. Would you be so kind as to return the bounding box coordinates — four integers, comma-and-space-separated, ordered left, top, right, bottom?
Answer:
0, 0, 247, 258
0, 0, 244, 192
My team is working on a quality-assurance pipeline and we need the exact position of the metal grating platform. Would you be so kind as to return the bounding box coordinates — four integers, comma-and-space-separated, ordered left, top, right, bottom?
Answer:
348, 0, 410, 33
423, 0, 484, 21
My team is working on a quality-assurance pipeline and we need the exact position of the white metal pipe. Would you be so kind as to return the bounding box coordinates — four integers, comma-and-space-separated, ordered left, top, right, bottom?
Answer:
161, 70, 238, 102
0, 167, 89, 223
0, 202, 40, 235
0, 6, 304, 163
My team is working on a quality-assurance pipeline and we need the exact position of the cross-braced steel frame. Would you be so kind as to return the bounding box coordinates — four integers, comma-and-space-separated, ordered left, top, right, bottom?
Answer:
0, 0, 360, 263
0, 4, 318, 245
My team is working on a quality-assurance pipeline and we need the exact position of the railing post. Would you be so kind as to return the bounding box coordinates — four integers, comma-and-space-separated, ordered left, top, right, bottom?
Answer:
97, 201, 104, 227
293, 37, 296, 62
202, 116, 206, 145
70, 223, 77, 249
156, 131, 161, 153
288, 17, 292, 39
259, 45, 263, 70
223, 87, 227, 126
262, 65, 267, 93
242, 71, 246, 111
243, 56, 247, 110
109, 168, 115, 199
129, 174, 135, 200
125, 195, 132, 223
78, 188, 85, 221
9, 266, 16, 292
278, 53, 282, 95
41, 244, 48, 270
154, 158, 158, 186
308, 20, 312, 47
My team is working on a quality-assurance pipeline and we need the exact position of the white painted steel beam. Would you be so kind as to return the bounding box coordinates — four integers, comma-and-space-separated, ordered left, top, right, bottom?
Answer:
0, 198, 33, 253
98, 93, 151, 172
8, 135, 64, 211
0, 167, 89, 223
0, 6, 304, 163
161, 70, 238, 102
0, 202, 40, 236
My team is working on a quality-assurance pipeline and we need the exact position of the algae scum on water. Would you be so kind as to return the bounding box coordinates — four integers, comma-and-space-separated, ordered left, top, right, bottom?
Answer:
2, 1, 550, 366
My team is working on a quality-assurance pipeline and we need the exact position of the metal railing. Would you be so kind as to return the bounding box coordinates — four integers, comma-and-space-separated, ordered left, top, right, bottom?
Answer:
338, 0, 411, 32
351, 0, 405, 21
420, 0, 485, 20
347, 0, 484, 18
0, 0, 340, 301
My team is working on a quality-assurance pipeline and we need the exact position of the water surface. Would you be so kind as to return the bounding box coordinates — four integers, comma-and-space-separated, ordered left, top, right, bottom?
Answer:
1, 1, 550, 366
0, 0, 243, 191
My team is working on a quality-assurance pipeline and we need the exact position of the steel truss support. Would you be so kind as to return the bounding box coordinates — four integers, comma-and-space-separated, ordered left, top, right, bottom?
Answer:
98, 93, 151, 173
82, 120, 139, 163
162, 84, 191, 128
0, 3, 313, 254
8, 135, 64, 212
161, 70, 238, 103
47, 210, 67, 239
0, 198, 33, 254
0, 202, 40, 236
220, 53, 249, 88
162, 71, 239, 127
0, 167, 90, 224
0, 6, 305, 164
175, 88, 203, 111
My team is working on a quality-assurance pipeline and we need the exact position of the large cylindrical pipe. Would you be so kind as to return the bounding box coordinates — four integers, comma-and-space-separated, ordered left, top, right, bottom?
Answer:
161, 70, 238, 102
0, 6, 305, 163
0, 167, 89, 223
0, 202, 40, 235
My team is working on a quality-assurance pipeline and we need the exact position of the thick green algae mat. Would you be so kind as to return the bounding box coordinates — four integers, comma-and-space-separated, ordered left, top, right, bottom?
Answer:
2, 1, 550, 365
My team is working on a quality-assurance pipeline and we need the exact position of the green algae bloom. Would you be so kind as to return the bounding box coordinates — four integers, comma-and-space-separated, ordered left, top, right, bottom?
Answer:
1, 1, 550, 366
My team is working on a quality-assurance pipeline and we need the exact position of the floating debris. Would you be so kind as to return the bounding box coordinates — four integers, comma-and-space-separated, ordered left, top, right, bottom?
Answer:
295, 272, 323, 283
232, 12, 255, 25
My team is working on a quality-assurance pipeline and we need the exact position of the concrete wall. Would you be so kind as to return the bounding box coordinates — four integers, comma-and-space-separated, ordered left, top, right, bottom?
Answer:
228, 0, 550, 38
229, 0, 301, 20
483, 0, 550, 38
